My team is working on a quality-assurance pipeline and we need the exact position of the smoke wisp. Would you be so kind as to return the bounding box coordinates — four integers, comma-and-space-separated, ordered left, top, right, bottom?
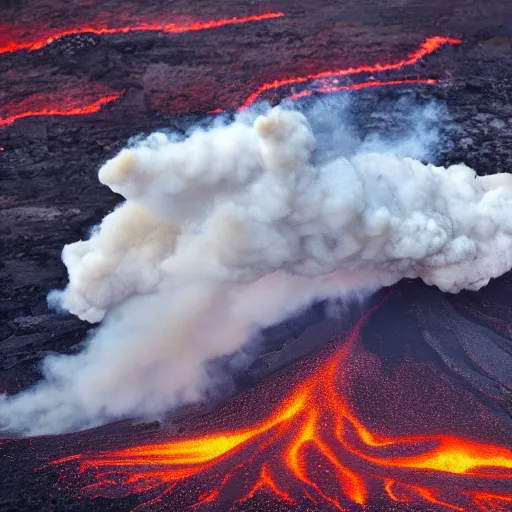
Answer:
2, 99, 512, 435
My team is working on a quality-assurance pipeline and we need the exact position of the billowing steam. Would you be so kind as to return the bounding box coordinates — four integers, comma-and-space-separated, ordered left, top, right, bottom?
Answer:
2, 100, 512, 435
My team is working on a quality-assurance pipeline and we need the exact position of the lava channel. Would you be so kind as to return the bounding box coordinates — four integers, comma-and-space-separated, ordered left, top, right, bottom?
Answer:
51, 297, 512, 511
236, 35, 462, 110
0, 85, 125, 127
287, 78, 438, 101
0, 12, 284, 55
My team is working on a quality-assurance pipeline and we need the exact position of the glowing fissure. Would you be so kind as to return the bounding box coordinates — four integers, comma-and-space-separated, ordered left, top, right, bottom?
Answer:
240, 465, 293, 504
287, 78, 438, 101
468, 491, 512, 512
0, 12, 284, 55
238, 36, 461, 109
54, 300, 512, 511
411, 486, 466, 512
0, 89, 125, 127
0, 35, 459, 128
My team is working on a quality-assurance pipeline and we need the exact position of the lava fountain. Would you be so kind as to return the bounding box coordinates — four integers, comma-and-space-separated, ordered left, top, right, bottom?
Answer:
0, 12, 284, 55
51, 296, 512, 511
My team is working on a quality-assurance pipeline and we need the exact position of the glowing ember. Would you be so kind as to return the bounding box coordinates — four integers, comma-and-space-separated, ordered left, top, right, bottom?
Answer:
0, 87, 125, 127
52, 298, 512, 511
0, 12, 284, 55
238, 36, 462, 109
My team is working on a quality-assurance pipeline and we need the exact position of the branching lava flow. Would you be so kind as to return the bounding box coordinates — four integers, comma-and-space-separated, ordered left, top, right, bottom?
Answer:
51, 298, 512, 511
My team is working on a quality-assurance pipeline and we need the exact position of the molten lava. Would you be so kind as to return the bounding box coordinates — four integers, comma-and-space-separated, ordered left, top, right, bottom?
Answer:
0, 86, 125, 127
0, 33, 460, 127
52, 299, 512, 511
287, 78, 438, 101
0, 12, 284, 55
238, 36, 461, 109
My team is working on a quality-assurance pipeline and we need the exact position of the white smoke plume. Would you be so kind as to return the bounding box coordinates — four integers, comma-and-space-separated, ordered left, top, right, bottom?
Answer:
2, 99, 512, 435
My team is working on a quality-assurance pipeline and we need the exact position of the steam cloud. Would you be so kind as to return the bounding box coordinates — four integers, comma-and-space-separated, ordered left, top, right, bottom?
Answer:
2, 99, 512, 435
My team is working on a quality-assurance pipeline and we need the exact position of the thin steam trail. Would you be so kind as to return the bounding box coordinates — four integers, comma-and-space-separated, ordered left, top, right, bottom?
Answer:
2, 100, 512, 435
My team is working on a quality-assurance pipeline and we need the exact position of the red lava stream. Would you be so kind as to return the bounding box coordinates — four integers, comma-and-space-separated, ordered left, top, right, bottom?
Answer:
0, 35, 461, 127
0, 12, 284, 55
0, 88, 125, 127
237, 35, 461, 109
50, 298, 512, 511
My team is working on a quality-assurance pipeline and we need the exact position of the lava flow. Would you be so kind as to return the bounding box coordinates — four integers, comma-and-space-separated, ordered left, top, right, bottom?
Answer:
238, 36, 461, 109
52, 299, 512, 512
0, 85, 125, 127
0, 12, 284, 55
287, 78, 438, 101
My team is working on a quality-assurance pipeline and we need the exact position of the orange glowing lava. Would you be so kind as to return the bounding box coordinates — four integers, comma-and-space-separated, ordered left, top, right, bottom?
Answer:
238, 36, 461, 109
52, 298, 512, 511
287, 78, 438, 101
0, 12, 284, 55
0, 86, 125, 127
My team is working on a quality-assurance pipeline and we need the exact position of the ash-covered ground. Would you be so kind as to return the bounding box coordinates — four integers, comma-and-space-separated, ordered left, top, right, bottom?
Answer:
0, 1, 511, 511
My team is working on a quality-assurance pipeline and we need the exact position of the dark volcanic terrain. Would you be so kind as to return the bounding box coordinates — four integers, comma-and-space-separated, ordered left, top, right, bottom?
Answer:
0, 1, 511, 511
